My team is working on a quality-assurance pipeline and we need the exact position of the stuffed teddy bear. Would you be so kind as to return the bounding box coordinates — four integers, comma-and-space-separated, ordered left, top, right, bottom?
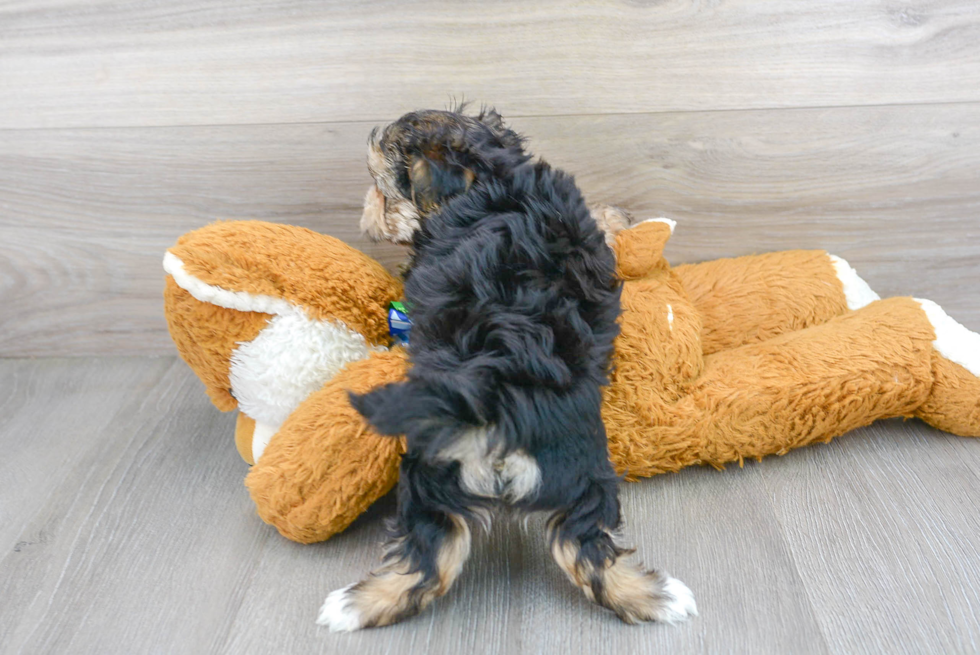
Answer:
163, 219, 980, 544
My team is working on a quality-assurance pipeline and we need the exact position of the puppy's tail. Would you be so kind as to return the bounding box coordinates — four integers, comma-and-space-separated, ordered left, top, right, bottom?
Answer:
348, 378, 484, 451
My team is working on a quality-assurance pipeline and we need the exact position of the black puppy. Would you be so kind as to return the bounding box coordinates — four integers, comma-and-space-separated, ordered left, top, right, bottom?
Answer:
317, 109, 696, 631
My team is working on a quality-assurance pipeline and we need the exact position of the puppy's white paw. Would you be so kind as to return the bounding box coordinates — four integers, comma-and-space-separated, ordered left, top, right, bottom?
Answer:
597, 561, 698, 625
316, 584, 362, 632
658, 575, 698, 623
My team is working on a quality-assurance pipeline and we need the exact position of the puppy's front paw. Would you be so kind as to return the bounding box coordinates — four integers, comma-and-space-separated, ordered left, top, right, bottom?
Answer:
317, 584, 363, 632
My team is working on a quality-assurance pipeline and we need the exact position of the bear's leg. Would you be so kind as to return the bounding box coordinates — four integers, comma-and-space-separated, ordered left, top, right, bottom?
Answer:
912, 300, 980, 437
245, 351, 408, 544
670, 297, 939, 470
674, 251, 879, 354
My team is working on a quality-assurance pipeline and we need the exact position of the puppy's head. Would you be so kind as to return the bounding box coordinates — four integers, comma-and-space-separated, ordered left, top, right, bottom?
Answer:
360, 108, 528, 244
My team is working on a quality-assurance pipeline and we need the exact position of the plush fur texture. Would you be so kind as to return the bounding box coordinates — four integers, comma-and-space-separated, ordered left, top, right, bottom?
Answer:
162, 220, 980, 550
228, 310, 380, 427
167, 249, 383, 428
164, 221, 401, 414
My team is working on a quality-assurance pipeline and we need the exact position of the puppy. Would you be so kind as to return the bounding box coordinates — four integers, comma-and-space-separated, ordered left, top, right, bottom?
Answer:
318, 108, 696, 631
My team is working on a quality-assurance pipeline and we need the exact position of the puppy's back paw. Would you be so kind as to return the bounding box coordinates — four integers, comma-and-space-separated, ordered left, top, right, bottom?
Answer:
600, 564, 698, 625
656, 575, 699, 623
316, 584, 362, 632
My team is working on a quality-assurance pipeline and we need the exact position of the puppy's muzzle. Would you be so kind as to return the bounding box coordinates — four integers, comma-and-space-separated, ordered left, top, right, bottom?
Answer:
360, 185, 387, 242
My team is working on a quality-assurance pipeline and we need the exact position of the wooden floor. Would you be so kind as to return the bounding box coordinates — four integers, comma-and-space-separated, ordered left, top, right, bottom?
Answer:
1, 357, 979, 654
3, 1, 980, 653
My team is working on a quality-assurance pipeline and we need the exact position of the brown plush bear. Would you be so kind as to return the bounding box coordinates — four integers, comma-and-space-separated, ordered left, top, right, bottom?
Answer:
164, 219, 980, 543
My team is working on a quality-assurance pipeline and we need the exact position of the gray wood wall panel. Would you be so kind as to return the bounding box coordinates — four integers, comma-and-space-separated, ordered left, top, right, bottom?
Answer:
2, 104, 978, 357
3, 359, 980, 654
2, 1, 980, 128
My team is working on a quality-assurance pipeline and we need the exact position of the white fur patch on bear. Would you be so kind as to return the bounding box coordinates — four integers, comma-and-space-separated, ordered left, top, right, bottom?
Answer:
828, 255, 880, 310
229, 309, 378, 427
251, 420, 280, 463
916, 299, 980, 377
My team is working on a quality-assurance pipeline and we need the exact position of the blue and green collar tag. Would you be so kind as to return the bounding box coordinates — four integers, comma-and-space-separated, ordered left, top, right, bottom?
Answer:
387, 301, 412, 345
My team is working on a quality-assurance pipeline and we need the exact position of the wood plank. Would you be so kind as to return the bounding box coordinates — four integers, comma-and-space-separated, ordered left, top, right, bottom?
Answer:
756, 420, 980, 654
2, 0, 980, 129
0, 358, 269, 655
533, 105, 980, 322
2, 103, 978, 357
0, 358, 173, 555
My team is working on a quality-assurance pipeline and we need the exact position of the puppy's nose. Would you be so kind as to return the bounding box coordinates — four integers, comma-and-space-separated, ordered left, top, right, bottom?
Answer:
359, 185, 386, 241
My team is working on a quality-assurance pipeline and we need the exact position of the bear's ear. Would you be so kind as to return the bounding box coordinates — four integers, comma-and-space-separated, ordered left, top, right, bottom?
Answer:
614, 219, 675, 280
406, 151, 475, 214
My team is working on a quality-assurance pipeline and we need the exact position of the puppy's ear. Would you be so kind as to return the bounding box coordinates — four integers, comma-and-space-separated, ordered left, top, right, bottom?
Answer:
476, 107, 507, 132
407, 153, 475, 213
477, 107, 524, 151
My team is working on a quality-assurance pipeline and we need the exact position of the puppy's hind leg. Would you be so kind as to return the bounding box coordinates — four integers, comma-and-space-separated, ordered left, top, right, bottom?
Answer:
548, 477, 697, 624
317, 457, 474, 631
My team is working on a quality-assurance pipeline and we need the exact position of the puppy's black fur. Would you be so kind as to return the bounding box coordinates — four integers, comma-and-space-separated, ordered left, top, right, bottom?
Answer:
353, 156, 622, 485
354, 144, 623, 594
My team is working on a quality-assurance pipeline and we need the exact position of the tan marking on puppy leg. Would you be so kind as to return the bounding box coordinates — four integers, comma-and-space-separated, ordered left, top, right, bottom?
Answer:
498, 450, 541, 502
437, 429, 541, 502
549, 531, 697, 624
344, 562, 425, 629
551, 537, 596, 597
434, 515, 472, 589
437, 429, 498, 497
595, 557, 697, 624
318, 516, 471, 631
